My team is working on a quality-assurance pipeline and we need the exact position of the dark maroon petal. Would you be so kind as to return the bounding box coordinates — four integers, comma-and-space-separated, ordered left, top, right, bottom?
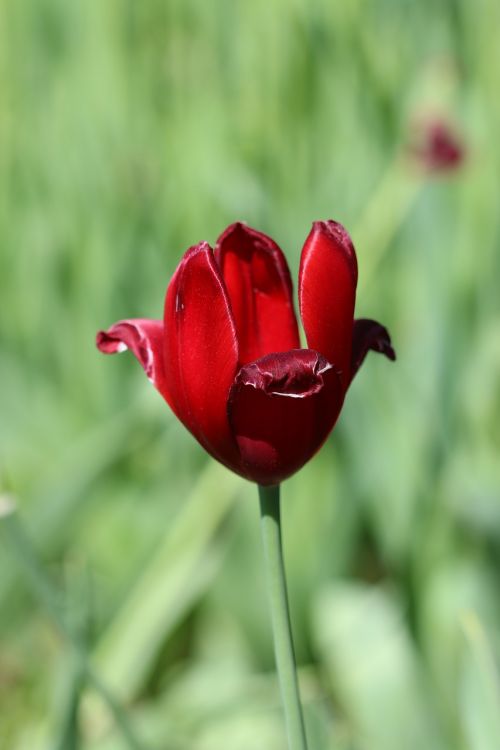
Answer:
163, 241, 241, 468
350, 319, 396, 383
228, 349, 344, 485
96, 319, 170, 405
299, 221, 357, 388
214, 222, 300, 364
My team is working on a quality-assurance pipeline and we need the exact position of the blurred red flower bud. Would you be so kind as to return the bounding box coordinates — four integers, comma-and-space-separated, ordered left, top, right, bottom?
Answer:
408, 119, 464, 172
97, 221, 395, 485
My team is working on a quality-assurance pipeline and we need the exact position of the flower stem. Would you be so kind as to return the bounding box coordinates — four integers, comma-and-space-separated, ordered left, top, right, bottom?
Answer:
258, 484, 308, 750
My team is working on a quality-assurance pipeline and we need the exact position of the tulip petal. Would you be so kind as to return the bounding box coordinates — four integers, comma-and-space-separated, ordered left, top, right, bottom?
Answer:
228, 349, 343, 485
299, 221, 358, 387
96, 319, 170, 404
164, 242, 240, 467
215, 222, 300, 363
350, 318, 396, 382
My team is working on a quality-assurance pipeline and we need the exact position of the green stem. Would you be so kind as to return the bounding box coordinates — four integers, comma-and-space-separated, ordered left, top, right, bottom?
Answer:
258, 484, 308, 750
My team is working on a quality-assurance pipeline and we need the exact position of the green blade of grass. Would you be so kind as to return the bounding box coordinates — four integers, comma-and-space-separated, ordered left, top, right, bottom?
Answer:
0, 496, 148, 750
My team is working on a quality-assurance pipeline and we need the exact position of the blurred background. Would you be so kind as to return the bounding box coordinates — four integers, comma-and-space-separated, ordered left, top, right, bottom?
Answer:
1, 1, 500, 748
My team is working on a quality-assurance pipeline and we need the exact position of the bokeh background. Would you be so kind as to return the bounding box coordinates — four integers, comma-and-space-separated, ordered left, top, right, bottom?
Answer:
1, 1, 500, 748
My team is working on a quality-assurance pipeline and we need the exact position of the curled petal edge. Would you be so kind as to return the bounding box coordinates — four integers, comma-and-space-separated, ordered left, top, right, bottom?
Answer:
96, 319, 170, 405
350, 318, 396, 383
228, 349, 344, 485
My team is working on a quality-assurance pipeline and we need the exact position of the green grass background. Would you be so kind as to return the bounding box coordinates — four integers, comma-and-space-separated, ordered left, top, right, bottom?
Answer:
1, 1, 500, 748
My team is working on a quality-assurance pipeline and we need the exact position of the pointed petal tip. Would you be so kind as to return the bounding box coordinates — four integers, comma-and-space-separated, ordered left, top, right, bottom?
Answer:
215, 222, 241, 244
218, 220, 247, 236
180, 240, 212, 264
214, 221, 300, 362
215, 221, 275, 254
385, 342, 397, 361
312, 219, 350, 238
310, 220, 358, 282
95, 318, 170, 399
350, 319, 396, 382
366, 324, 396, 362
96, 329, 128, 354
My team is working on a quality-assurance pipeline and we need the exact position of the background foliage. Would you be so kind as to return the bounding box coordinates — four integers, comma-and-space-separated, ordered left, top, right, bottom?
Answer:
1, 1, 500, 748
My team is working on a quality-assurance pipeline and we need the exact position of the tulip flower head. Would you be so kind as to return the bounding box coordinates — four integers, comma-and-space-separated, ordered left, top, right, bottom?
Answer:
97, 221, 395, 485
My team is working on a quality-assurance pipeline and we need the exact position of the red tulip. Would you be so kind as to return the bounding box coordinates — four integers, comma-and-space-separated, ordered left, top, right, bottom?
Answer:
97, 221, 395, 485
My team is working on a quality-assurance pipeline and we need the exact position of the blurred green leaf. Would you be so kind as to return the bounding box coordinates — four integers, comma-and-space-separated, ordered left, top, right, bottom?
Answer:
93, 463, 248, 700
312, 583, 444, 750
459, 612, 500, 750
